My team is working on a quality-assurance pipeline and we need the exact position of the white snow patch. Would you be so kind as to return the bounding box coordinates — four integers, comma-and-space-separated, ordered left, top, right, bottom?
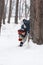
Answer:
0, 22, 43, 65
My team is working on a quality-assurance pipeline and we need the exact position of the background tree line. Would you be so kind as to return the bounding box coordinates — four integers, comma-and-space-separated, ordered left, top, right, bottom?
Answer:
0, 0, 30, 27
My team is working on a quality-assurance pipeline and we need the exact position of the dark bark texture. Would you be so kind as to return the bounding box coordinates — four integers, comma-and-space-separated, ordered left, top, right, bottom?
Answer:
8, 0, 12, 23
15, 0, 19, 24
0, 0, 4, 30
30, 0, 43, 44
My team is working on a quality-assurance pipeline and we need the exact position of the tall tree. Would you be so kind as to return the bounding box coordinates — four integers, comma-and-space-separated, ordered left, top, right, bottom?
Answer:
8, 0, 12, 23
30, 0, 43, 44
25, 0, 27, 18
19, 0, 22, 19
30, 0, 36, 41
3, 0, 8, 24
0, 0, 5, 31
15, 0, 19, 24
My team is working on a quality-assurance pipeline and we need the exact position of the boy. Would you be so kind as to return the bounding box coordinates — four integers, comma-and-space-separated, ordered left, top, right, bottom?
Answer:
18, 19, 30, 47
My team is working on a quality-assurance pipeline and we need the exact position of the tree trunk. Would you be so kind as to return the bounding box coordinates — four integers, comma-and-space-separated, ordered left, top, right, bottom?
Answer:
30, 0, 43, 44
8, 0, 12, 23
19, 0, 22, 20
0, 0, 4, 31
25, 0, 28, 18
30, 0, 36, 40
3, 0, 8, 24
15, 0, 19, 24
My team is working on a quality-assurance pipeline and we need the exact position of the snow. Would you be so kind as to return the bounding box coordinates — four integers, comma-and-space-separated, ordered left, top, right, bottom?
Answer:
0, 21, 43, 65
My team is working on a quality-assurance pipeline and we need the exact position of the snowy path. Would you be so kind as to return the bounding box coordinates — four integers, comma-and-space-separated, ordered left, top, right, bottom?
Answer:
0, 23, 43, 65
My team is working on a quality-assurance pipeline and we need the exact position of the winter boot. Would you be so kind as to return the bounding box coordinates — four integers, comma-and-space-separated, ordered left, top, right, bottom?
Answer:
19, 42, 23, 47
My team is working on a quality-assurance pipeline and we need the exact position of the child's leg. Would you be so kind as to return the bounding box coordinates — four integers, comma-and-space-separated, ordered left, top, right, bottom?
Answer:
19, 35, 27, 47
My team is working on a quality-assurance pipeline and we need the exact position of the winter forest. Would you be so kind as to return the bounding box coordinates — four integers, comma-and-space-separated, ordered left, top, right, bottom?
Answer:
0, 0, 43, 65
0, 0, 30, 26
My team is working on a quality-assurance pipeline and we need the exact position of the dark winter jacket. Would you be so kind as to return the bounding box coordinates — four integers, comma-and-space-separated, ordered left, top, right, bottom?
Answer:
21, 19, 30, 33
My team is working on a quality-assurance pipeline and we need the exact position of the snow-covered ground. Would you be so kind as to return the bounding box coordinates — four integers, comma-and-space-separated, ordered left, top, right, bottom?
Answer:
0, 21, 43, 65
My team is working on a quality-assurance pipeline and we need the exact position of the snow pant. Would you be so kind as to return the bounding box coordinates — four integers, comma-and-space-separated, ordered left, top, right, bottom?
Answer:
21, 32, 30, 44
